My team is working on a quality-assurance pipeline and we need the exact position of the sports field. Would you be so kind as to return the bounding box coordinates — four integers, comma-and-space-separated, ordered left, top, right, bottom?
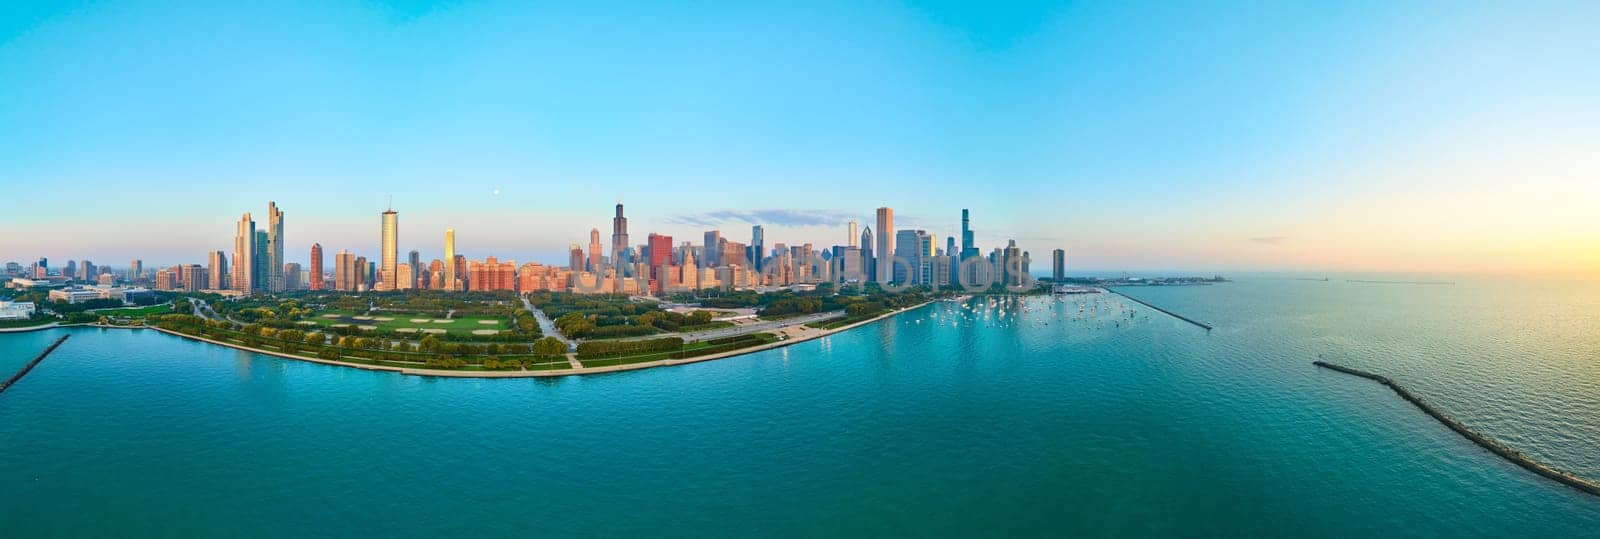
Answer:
300, 310, 507, 336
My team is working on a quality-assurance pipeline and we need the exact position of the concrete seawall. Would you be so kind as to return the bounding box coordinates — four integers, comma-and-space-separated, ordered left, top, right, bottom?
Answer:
1104, 288, 1213, 331
1314, 360, 1600, 498
0, 334, 71, 395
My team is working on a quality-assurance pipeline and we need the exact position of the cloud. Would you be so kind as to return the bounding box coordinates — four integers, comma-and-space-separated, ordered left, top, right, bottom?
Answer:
666, 209, 860, 228
1250, 236, 1288, 245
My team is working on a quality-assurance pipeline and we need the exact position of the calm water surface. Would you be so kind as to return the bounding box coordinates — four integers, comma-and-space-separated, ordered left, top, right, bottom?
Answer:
1, 277, 1597, 536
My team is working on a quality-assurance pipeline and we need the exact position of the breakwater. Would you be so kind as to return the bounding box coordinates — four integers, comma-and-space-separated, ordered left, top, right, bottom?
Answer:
1314, 360, 1600, 498
1104, 288, 1212, 331
0, 334, 71, 395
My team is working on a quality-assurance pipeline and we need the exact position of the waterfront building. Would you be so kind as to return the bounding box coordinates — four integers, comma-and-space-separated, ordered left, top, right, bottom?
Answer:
875, 207, 894, 283
647, 233, 672, 292
395, 263, 413, 290
860, 226, 874, 283
0, 301, 36, 320
894, 229, 928, 284
152, 268, 175, 289
51, 286, 106, 303
232, 212, 256, 294
380, 207, 398, 291
452, 255, 467, 289
1052, 249, 1065, 281
408, 250, 421, 289
1002, 240, 1023, 287
182, 264, 206, 292
750, 225, 764, 273
334, 250, 357, 292
611, 202, 630, 271
720, 241, 747, 269
208, 251, 228, 291
444, 228, 457, 291
253, 230, 269, 291
703, 230, 721, 267
469, 257, 517, 291
283, 263, 302, 292
308, 244, 323, 290
266, 201, 284, 292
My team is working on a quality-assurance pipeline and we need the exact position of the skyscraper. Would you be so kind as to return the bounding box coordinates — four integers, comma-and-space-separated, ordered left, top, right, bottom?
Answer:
254, 230, 269, 291
266, 201, 284, 292
860, 226, 874, 283
875, 207, 894, 284
1052, 249, 1065, 281
408, 250, 421, 289
703, 230, 721, 267
335, 249, 357, 291
380, 207, 399, 290
611, 201, 630, 269
444, 228, 457, 291
208, 251, 227, 291
751, 225, 764, 272
129, 259, 143, 281
960, 209, 978, 260
232, 212, 255, 294
568, 244, 585, 271
309, 244, 323, 290
587, 228, 602, 272
283, 263, 302, 291
848, 219, 858, 248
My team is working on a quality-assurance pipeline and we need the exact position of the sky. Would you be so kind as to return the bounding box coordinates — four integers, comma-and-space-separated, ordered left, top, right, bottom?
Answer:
2, 1, 1597, 274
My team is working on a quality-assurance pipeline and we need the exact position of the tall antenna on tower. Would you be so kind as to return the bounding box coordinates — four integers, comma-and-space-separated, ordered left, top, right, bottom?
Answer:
387, 195, 393, 212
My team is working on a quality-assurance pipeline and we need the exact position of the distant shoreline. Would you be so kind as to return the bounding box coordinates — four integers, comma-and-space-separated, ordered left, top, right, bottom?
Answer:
119, 301, 933, 378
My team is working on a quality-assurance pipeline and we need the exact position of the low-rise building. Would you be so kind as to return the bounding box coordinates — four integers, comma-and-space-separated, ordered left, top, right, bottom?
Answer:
0, 300, 36, 320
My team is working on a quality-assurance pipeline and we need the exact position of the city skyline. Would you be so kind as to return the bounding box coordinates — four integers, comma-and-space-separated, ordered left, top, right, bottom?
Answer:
2, 2, 1597, 274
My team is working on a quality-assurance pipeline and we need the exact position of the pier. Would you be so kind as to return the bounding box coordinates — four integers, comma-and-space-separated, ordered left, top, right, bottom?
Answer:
1103, 288, 1212, 331
0, 335, 71, 396
1314, 360, 1600, 498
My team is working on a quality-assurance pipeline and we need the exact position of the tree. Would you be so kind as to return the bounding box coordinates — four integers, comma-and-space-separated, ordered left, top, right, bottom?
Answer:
533, 337, 566, 356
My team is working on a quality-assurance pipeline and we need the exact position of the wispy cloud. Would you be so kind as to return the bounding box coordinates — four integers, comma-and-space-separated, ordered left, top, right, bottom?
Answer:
667, 209, 860, 228
1250, 236, 1288, 245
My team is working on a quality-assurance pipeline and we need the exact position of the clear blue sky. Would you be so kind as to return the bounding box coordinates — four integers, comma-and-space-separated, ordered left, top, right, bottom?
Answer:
3, 1, 1596, 273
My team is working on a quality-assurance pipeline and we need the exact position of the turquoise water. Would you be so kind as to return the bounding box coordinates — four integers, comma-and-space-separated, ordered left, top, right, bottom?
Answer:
1, 277, 1597, 536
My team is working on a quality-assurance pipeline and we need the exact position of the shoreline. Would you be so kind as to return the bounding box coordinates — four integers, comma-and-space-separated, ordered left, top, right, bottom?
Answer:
123, 301, 934, 378
0, 322, 63, 333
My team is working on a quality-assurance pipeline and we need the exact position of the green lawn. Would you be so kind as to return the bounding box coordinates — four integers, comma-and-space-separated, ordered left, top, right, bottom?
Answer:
300, 310, 508, 336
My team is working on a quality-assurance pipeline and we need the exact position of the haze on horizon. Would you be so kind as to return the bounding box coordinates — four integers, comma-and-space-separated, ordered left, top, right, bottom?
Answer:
2, 2, 1596, 274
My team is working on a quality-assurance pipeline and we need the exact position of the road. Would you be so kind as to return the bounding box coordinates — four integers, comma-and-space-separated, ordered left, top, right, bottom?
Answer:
519, 295, 575, 352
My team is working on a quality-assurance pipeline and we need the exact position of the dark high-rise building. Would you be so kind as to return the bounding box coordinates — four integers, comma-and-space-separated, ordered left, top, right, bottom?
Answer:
254, 230, 270, 292
750, 225, 764, 272
860, 226, 874, 283
611, 201, 630, 269
1051, 249, 1065, 281
408, 250, 421, 288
